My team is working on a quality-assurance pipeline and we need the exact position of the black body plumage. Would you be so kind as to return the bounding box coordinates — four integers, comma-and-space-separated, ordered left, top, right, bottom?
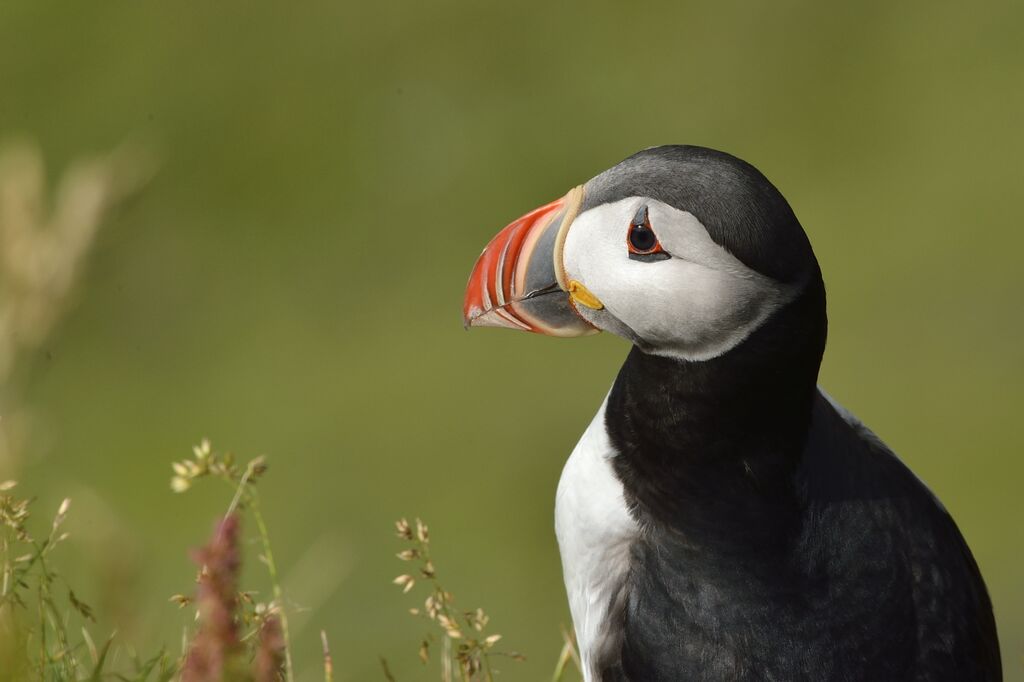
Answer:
587, 146, 1000, 681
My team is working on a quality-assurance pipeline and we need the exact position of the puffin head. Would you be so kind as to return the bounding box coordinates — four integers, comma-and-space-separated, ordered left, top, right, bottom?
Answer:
463, 145, 824, 362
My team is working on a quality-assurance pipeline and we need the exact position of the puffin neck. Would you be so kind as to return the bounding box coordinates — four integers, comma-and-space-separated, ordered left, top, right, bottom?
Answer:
605, 277, 827, 558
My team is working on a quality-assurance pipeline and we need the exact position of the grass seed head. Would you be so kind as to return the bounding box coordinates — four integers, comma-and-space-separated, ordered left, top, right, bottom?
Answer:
169, 594, 192, 609
394, 518, 412, 540
193, 438, 212, 461
393, 574, 415, 593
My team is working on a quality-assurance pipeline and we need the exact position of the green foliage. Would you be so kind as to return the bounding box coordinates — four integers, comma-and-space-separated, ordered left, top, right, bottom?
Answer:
0, 444, 583, 681
0, 441, 294, 682
0, 482, 176, 681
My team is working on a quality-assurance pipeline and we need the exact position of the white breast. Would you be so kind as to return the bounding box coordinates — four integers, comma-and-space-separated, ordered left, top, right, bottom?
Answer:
555, 395, 638, 680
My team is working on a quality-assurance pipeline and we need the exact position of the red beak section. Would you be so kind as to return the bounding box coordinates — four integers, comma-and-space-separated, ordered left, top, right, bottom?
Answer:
463, 186, 595, 337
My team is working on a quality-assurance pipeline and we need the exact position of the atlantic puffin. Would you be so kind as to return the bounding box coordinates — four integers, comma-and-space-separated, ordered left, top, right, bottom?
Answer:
462, 146, 1001, 681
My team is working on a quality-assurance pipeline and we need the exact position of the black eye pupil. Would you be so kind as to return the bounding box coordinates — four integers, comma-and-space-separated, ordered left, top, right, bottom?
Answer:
629, 224, 657, 252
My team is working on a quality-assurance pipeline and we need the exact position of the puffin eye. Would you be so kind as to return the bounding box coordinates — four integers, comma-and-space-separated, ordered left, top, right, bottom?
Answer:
627, 205, 669, 261
628, 223, 657, 252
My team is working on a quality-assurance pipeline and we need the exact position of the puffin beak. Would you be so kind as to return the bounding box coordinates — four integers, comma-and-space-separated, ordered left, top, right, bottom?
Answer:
463, 186, 598, 336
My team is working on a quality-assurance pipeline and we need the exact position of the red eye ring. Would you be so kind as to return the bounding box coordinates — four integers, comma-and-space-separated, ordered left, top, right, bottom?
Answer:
626, 205, 665, 255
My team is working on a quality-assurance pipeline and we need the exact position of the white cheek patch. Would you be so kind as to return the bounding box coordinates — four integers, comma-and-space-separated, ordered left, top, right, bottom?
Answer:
563, 198, 796, 361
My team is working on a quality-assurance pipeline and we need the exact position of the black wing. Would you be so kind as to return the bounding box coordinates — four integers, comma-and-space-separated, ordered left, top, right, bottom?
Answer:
799, 391, 1001, 681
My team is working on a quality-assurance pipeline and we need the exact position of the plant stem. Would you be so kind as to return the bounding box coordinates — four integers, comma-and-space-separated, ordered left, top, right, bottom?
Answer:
320, 630, 333, 682
482, 650, 495, 682
1, 534, 8, 599
219, 459, 295, 682
442, 634, 453, 682
248, 486, 294, 682
224, 464, 254, 518
551, 641, 572, 682
36, 584, 45, 682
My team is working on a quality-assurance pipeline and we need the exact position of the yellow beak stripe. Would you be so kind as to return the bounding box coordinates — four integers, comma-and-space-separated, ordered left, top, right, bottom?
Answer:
552, 185, 586, 291
568, 280, 604, 310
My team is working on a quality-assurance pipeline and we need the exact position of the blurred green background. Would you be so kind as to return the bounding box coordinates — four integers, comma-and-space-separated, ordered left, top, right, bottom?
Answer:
1, 0, 1022, 679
